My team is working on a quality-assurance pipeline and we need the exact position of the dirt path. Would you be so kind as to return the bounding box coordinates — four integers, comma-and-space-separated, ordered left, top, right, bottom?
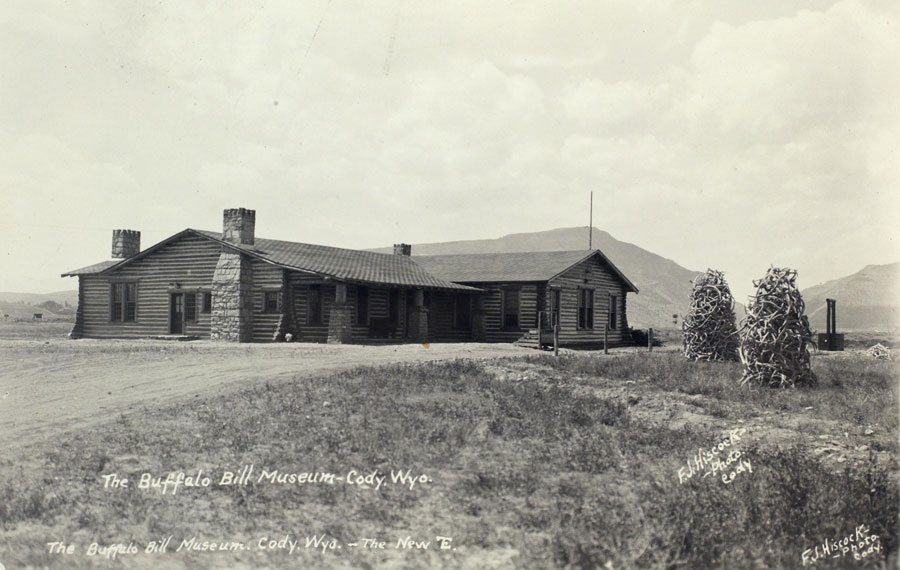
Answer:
0, 339, 531, 453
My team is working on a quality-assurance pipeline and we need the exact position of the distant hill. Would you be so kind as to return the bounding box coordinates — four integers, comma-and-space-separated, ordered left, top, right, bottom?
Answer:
801, 263, 899, 332
374, 227, 731, 328
0, 290, 79, 306
0, 290, 78, 321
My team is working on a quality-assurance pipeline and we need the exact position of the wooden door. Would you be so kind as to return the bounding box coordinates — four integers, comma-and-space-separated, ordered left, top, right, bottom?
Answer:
550, 289, 561, 327
170, 293, 184, 334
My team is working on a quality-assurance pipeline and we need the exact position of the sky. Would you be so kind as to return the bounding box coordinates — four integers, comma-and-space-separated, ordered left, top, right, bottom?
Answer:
2, 0, 898, 300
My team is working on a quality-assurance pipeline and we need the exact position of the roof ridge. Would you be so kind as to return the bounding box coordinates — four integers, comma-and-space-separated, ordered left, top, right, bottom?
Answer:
193, 228, 403, 259
413, 249, 596, 258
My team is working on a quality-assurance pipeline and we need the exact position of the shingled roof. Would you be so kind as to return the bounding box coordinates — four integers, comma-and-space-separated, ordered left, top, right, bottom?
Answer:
63, 229, 479, 292
413, 250, 639, 292
62, 231, 636, 293
195, 230, 479, 291
61, 260, 120, 276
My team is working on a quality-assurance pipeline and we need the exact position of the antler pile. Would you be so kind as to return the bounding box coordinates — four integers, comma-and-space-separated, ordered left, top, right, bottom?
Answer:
683, 269, 739, 361
866, 344, 892, 360
739, 267, 817, 387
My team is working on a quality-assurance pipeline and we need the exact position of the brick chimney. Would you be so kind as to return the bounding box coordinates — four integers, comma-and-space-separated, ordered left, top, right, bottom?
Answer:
393, 243, 412, 256
222, 208, 255, 245
111, 229, 141, 258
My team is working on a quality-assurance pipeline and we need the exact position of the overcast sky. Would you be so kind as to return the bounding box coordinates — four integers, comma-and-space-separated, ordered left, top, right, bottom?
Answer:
2, 0, 898, 299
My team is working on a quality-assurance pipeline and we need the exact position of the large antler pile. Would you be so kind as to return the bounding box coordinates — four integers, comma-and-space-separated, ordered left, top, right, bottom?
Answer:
739, 267, 817, 387
683, 269, 739, 361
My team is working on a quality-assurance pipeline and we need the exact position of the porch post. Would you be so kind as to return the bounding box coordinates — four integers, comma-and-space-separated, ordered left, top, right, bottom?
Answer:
327, 282, 353, 344
408, 288, 429, 342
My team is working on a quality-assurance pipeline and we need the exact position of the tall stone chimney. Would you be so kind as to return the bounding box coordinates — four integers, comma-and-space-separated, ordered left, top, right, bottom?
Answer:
210, 208, 254, 342
393, 243, 412, 256
222, 208, 255, 245
111, 229, 141, 258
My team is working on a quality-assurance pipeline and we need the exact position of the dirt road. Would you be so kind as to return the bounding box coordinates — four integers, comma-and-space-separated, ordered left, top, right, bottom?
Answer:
0, 339, 531, 453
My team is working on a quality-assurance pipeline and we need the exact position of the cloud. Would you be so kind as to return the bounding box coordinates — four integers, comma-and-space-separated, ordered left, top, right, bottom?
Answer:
677, 1, 898, 140
0, 0, 896, 296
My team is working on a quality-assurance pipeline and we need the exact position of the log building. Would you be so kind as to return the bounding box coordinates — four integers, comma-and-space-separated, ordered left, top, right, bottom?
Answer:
63, 208, 638, 347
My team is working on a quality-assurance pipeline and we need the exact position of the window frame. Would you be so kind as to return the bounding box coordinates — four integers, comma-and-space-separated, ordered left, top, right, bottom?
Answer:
184, 291, 198, 323
263, 290, 280, 314
577, 288, 595, 330
500, 287, 521, 331
108, 281, 138, 323
201, 291, 212, 314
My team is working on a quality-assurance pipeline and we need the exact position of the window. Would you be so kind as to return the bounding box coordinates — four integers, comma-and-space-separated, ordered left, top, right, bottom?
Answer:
308, 285, 322, 324
185, 292, 197, 322
608, 295, 618, 330
356, 286, 369, 324
454, 295, 472, 330
388, 289, 401, 325
502, 288, 520, 329
201, 291, 212, 314
578, 288, 594, 330
549, 289, 561, 327
264, 291, 279, 314
110, 284, 122, 321
124, 283, 136, 321
109, 282, 136, 322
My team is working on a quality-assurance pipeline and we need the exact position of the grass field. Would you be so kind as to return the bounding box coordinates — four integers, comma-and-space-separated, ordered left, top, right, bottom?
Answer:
0, 345, 896, 569
0, 320, 72, 340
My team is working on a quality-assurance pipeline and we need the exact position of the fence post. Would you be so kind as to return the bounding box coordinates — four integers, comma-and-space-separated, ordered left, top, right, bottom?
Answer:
648, 327, 654, 352
553, 324, 559, 357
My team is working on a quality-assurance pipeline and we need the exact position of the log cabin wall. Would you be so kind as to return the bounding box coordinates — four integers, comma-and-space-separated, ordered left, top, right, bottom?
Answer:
547, 255, 631, 346
80, 234, 221, 339
474, 284, 540, 343
248, 258, 284, 342
287, 273, 334, 343
426, 292, 476, 342
69, 277, 86, 339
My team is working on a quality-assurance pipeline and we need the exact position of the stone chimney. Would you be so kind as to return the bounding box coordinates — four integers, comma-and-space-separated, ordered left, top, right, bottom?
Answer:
111, 229, 141, 258
210, 208, 255, 342
222, 208, 255, 245
393, 243, 412, 256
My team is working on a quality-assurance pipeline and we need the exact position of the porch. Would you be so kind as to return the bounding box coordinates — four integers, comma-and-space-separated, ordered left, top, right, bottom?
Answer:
281, 273, 480, 344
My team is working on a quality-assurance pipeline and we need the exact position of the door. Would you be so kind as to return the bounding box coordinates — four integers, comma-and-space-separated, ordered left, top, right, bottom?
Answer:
170, 293, 184, 334
550, 289, 561, 327
405, 289, 415, 339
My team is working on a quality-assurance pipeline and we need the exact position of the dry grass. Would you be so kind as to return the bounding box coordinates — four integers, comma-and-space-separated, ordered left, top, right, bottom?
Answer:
0, 353, 897, 569
0, 320, 72, 340
534, 352, 898, 441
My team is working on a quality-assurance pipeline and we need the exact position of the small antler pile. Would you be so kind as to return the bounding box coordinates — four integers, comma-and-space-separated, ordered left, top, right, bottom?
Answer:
866, 344, 892, 360
683, 269, 739, 361
739, 267, 817, 387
